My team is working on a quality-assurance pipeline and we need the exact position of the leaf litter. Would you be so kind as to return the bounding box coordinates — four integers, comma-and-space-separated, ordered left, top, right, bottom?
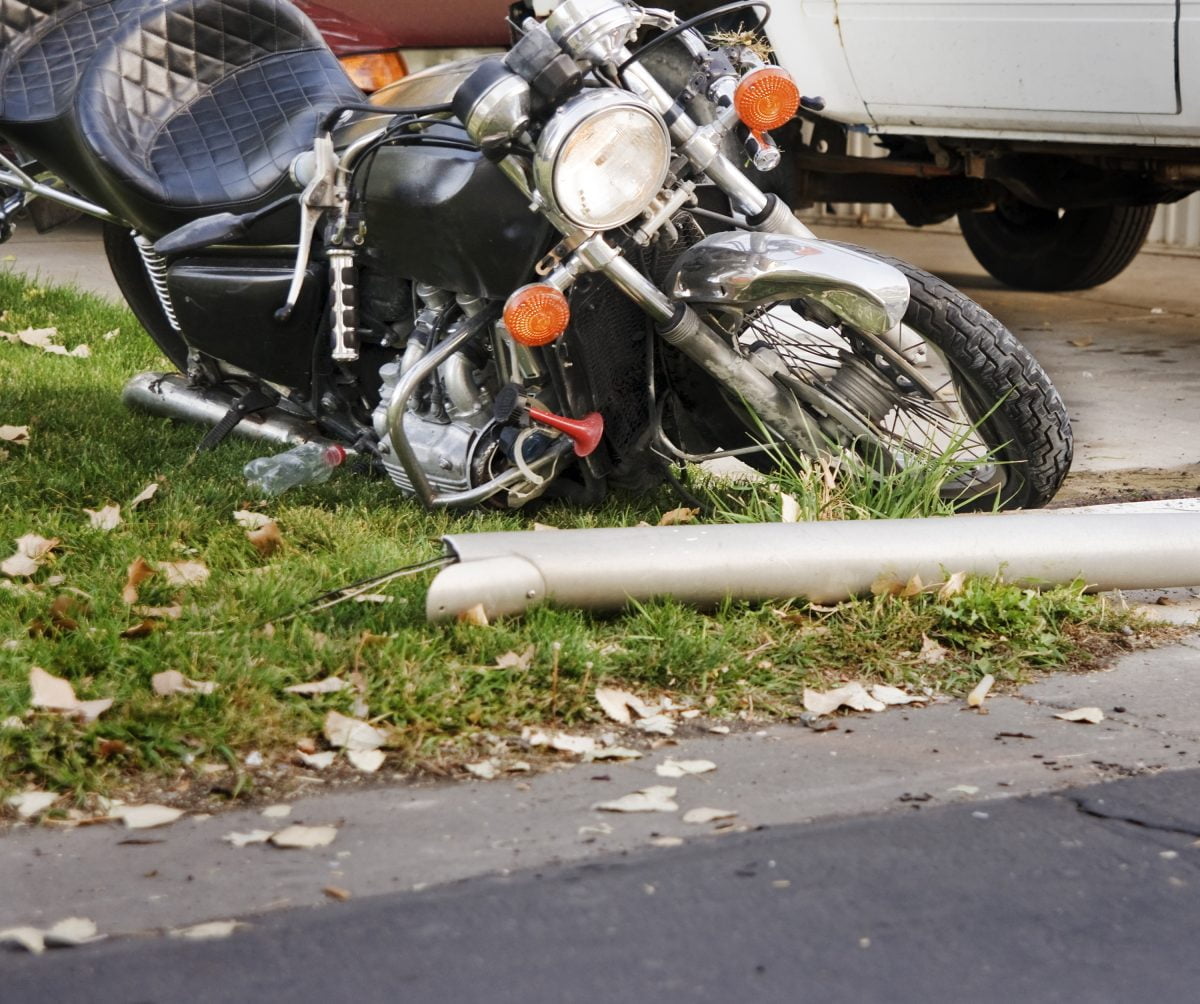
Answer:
593, 785, 679, 813
151, 670, 216, 696
655, 758, 717, 779
29, 666, 112, 722
1054, 706, 1105, 724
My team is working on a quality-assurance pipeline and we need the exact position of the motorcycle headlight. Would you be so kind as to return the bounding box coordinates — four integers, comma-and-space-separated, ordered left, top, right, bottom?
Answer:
533, 89, 670, 232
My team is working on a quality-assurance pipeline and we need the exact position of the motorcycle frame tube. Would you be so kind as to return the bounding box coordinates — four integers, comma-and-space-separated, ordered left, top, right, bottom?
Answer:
0, 151, 119, 224
426, 511, 1200, 621
383, 306, 575, 507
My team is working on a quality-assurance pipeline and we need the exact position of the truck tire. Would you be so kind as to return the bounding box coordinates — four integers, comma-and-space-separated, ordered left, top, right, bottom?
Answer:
957, 200, 1155, 292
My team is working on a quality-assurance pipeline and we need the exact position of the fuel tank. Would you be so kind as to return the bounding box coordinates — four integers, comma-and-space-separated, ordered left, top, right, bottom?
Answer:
346, 58, 554, 300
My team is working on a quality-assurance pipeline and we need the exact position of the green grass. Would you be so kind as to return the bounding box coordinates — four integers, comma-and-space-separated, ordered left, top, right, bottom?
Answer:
0, 271, 1141, 805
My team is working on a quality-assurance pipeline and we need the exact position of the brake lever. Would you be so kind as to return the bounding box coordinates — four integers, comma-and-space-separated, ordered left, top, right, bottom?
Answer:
276, 131, 339, 323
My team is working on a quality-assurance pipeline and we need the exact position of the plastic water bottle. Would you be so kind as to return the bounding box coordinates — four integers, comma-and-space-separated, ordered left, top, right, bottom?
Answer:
243, 442, 346, 496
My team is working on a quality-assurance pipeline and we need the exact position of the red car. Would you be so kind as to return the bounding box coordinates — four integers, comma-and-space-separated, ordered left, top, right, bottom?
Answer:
297, 0, 510, 90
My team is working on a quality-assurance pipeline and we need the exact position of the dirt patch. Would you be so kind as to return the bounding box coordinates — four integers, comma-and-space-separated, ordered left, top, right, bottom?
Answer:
1051, 465, 1200, 508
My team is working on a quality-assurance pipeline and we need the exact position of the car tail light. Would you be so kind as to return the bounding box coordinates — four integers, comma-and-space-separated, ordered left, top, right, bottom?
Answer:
339, 51, 407, 93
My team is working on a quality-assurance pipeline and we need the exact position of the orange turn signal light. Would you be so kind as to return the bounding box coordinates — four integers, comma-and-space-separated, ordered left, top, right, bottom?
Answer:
503, 284, 571, 347
734, 66, 801, 134
338, 51, 407, 93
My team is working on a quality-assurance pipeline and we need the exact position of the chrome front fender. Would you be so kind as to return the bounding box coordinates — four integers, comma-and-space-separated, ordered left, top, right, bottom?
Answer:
669, 231, 910, 336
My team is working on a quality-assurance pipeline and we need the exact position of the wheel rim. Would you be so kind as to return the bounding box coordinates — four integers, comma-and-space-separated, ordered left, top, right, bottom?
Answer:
723, 303, 1010, 502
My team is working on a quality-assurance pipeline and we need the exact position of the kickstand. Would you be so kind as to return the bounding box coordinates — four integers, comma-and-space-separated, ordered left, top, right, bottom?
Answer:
195, 388, 277, 453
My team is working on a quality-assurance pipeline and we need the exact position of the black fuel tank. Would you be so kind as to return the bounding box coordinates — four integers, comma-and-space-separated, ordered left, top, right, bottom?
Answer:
361, 132, 554, 300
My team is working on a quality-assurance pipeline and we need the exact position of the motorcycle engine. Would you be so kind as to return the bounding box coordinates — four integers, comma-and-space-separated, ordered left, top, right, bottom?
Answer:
370, 285, 502, 498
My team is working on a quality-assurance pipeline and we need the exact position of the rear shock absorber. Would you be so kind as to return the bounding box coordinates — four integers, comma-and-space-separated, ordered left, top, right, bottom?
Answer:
133, 233, 181, 332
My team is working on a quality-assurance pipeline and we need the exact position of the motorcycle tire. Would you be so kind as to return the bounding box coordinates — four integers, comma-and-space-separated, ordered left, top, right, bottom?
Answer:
672, 246, 1073, 511
957, 200, 1155, 292
102, 222, 190, 371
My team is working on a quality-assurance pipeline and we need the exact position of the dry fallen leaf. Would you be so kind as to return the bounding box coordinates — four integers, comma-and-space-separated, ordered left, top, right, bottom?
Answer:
261, 804, 292, 820
170, 921, 244, 940
918, 634, 948, 665
160, 560, 210, 588
0, 917, 100, 954
6, 790, 60, 820
900, 573, 925, 598
122, 557, 154, 604
29, 666, 113, 722
595, 686, 654, 725
111, 804, 185, 829
119, 619, 158, 640
0, 927, 47, 954
458, 603, 489, 626
246, 520, 283, 557
870, 573, 904, 598
223, 829, 275, 847
583, 746, 643, 762
84, 504, 122, 531
323, 710, 387, 752
132, 604, 183, 621
323, 886, 352, 902
593, 785, 679, 813
151, 670, 216, 697
2, 552, 39, 577
0, 425, 30, 445
464, 760, 499, 780
870, 684, 926, 706
285, 676, 347, 696
938, 571, 968, 600
634, 715, 677, 736
298, 750, 336, 770
803, 682, 886, 716
1068, 336, 1095, 348
270, 824, 338, 849
347, 749, 385, 773
1054, 706, 1105, 724
232, 510, 272, 530
682, 807, 737, 825
549, 732, 597, 755
15, 326, 56, 348
127, 482, 160, 510
658, 507, 699, 526
967, 674, 995, 709
779, 491, 800, 523
495, 644, 536, 670
655, 758, 717, 779
2, 533, 59, 578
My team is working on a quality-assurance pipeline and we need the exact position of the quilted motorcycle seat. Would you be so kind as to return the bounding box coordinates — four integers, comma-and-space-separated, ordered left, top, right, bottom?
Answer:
0, 0, 155, 201
0, 0, 152, 125
75, 0, 362, 234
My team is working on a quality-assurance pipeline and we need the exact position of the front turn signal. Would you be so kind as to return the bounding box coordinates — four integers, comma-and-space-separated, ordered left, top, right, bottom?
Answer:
734, 66, 801, 134
503, 284, 571, 347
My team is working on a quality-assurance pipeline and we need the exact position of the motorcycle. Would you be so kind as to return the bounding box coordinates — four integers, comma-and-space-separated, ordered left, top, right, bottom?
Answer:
0, 0, 1072, 511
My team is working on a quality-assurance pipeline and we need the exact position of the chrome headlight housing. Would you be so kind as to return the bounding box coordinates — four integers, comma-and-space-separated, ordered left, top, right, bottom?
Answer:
533, 89, 671, 232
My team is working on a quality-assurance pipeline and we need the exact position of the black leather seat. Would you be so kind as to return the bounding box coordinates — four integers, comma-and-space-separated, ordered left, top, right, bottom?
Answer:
0, 0, 153, 199
75, 0, 362, 236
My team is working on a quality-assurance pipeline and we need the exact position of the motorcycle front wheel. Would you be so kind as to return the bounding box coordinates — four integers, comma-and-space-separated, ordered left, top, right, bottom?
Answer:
671, 247, 1073, 511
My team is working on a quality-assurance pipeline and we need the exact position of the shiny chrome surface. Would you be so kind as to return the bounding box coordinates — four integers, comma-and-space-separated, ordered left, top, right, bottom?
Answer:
463, 71, 531, 149
0, 151, 119, 224
532, 88, 670, 231
545, 0, 638, 63
122, 372, 334, 448
670, 231, 910, 336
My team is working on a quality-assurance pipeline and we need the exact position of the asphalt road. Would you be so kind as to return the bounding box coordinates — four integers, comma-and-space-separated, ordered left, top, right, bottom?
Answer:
6, 769, 1198, 1003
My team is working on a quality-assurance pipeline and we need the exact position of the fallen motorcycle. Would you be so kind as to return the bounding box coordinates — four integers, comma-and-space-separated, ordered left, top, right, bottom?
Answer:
0, 0, 1072, 510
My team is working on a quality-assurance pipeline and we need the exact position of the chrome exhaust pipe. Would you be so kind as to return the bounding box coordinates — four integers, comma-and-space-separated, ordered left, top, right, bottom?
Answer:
122, 372, 334, 448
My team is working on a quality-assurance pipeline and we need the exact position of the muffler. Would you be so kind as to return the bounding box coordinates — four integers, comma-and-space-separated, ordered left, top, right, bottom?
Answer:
122, 372, 334, 448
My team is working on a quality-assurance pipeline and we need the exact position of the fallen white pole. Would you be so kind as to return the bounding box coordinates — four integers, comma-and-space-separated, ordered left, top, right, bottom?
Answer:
426, 509, 1200, 622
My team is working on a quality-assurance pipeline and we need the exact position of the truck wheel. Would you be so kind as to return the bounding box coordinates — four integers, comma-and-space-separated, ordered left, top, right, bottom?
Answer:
957, 199, 1155, 291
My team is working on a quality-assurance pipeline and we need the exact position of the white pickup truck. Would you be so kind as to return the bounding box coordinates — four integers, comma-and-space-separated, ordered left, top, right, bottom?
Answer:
737, 0, 1200, 289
